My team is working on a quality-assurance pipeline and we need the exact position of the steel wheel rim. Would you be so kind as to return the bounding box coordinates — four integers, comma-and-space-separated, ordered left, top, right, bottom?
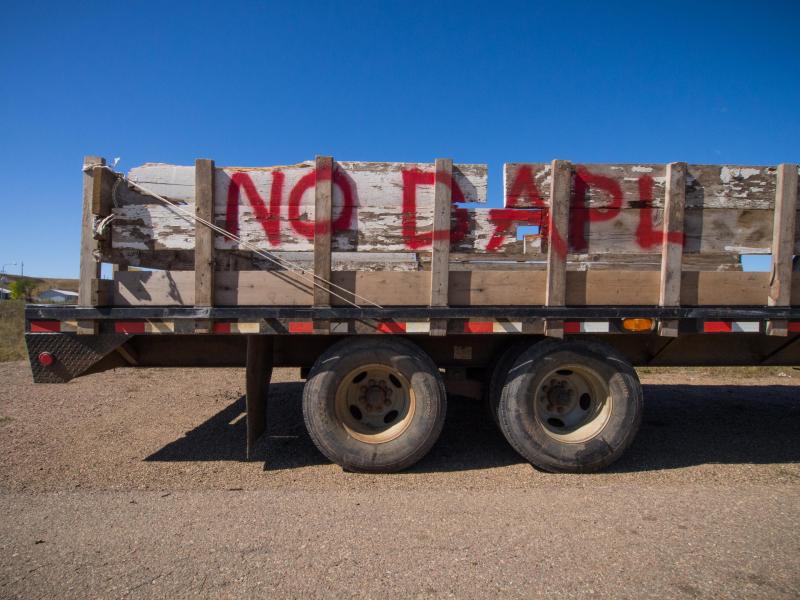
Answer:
533, 364, 612, 444
334, 364, 416, 444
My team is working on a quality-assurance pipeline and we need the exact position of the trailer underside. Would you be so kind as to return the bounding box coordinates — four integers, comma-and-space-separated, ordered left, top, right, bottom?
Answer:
25, 304, 800, 385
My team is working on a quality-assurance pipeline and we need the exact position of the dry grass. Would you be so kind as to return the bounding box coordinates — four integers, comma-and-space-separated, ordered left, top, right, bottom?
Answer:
0, 300, 26, 362
2, 275, 78, 295
636, 365, 798, 379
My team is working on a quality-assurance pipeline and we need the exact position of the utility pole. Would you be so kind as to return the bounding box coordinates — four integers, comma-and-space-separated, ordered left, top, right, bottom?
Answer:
1, 263, 16, 283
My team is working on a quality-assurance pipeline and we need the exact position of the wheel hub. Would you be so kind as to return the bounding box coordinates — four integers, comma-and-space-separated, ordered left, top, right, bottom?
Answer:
335, 365, 416, 444
533, 365, 613, 444
541, 379, 576, 414
360, 381, 392, 413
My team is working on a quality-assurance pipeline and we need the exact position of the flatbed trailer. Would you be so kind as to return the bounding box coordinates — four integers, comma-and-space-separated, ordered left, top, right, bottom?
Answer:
25, 156, 800, 472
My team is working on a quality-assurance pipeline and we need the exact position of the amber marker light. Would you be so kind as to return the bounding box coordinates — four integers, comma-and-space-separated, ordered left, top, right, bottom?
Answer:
622, 318, 654, 332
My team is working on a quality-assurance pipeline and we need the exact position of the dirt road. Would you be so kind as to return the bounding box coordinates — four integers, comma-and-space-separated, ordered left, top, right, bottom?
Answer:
1, 361, 799, 598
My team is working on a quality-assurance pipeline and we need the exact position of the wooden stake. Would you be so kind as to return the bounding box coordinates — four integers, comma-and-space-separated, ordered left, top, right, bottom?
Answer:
313, 156, 333, 334
767, 163, 798, 336
545, 160, 571, 338
78, 155, 105, 334
430, 158, 452, 336
246, 335, 273, 460
91, 166, 116, 216
193, 159, 215, 333
194, 159, 216, 307
658, 162, 687, 337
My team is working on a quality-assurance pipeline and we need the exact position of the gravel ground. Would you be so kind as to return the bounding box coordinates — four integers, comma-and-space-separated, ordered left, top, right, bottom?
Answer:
1, 360, 799, 598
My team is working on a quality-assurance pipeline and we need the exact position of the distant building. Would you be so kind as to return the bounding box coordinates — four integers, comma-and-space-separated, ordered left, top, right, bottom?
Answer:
0, 287, 10, 300
37, 288, 79, 304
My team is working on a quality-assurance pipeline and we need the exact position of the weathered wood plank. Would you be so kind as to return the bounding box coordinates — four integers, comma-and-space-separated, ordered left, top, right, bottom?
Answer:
105, 160, 800, 269
114, 269, 800, 307
107, 202, 795, 267
110, 161, 490, 261
545, 160, 571, 337
659, 162, 687, 337
504, 163, 791, 209
194, 159, 215, 308
425, 252, 743, 271
767, 163, 799, 336
429, 159, 452, 336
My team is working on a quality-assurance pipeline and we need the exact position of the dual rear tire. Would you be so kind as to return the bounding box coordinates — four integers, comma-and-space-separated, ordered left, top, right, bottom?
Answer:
303, 337, 642, 474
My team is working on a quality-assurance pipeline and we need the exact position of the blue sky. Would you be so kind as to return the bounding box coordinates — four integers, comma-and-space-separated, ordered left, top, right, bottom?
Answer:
1, 0, 797, 278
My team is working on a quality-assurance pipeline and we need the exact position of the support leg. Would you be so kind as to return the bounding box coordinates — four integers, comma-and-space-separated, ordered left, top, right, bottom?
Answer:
246, 335, 273, 460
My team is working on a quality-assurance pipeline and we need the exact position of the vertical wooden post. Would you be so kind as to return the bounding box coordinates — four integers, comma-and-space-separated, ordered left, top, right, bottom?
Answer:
194, 159, 215, 333
767, 163, 798, 336
246, 335, 273, 460
195, 159, 216, 306
658, 162, 687, 337
545, 160, 571, 338
313, 156, 333, 334
78, 155, 105, 335
430, 158, 452, 336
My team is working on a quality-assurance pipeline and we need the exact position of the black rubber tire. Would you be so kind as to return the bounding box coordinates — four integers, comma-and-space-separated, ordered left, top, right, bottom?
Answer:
486, 341, 530, 428
497, 339, 642, 473
302, 337, 447, 473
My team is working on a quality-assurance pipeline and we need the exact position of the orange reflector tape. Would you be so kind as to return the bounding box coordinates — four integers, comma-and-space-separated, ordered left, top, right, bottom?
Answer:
622, 318, 654, 332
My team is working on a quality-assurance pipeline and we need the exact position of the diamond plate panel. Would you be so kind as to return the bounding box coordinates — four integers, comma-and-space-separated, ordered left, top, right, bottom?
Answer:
25, 333, 128, 383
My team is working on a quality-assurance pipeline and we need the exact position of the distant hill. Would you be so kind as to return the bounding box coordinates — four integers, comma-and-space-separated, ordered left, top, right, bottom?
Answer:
0, 274, 79, 293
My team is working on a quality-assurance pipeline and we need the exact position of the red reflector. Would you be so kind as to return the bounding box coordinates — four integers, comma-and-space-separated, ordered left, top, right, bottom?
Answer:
789, 322, 800, 333
463, 321, 493, 333
288, 321, 313, 334
377, 321, 406, 333
115, 321, 146, 334
37, 352, 55, 367
213, 322, 232, 334
703, 321, 732, 333
30, 321, 60, 333
564, 321, 581, 333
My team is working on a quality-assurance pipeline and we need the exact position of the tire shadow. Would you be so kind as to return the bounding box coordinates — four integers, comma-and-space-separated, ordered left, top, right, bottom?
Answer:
609, 384, 800, 473
146, 383, 800, 473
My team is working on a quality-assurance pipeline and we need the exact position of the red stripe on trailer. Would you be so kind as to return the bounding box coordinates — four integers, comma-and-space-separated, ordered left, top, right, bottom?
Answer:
115, 321, 146, 334
464, 321, 493, 333
288, 321, 313, 334
703, 321, 733, 333
213, 322, 231, 334
377, 321, 406, 333
564, 321, 581, 334
789, 322, 800, 333
30, 321, 61, 333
